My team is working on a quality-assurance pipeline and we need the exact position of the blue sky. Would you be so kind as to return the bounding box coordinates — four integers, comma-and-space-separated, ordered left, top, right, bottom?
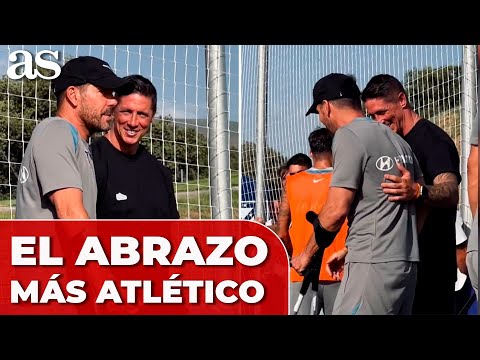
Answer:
0, 45, 240, 124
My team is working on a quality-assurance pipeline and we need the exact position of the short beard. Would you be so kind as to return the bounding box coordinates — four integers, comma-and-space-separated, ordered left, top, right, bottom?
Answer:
80, 105, 112, 136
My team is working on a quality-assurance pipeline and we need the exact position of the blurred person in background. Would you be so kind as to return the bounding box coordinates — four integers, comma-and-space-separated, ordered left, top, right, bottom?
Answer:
276, 128, 348, 315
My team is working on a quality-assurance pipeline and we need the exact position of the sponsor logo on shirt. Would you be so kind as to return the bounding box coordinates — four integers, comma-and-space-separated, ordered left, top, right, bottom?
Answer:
375, 156, 394, 171
393, 154, 413, 165
19, 166, 29, 184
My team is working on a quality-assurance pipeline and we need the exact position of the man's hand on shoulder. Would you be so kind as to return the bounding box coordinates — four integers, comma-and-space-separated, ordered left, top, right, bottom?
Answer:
381, 162, 418, 202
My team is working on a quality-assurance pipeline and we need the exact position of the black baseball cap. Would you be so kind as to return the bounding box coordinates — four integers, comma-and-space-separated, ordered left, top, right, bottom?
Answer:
53, 56, 130, 96
305, 73, 361, 116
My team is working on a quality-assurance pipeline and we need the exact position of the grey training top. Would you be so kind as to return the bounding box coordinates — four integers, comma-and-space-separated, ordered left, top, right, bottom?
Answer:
331, 117, 422, 263
15, 117, 97, 219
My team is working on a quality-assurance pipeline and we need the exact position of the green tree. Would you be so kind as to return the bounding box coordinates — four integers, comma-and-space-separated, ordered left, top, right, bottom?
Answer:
143, 115, 238, 183
0, 65, 236, 200
143, 116, 210, 182
403, 65, 462, 148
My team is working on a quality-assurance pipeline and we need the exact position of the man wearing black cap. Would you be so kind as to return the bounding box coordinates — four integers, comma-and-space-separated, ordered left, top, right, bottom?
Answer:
291, 73, 425, 314
15, 56, 129, 219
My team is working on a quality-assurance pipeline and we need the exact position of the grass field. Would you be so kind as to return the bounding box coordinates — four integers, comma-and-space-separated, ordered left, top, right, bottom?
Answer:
0, 173, 240, 220
0, 199, 15, 207
0, 199, 14, 219
176, 189, 239, 219
175, 172, 238, 193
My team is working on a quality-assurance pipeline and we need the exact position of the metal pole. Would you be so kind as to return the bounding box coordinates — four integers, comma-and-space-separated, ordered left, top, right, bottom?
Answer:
255, 45, 268, 221
461, 45, 476, 226
206, 45, 233, 219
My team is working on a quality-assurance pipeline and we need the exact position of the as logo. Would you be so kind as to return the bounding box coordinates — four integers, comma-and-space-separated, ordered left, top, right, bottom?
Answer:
376, 156, 394, 171
7, 50, 61, 80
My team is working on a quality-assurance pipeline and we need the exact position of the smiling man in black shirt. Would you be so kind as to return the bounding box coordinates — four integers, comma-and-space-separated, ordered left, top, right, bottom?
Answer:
362, 74, 461, 315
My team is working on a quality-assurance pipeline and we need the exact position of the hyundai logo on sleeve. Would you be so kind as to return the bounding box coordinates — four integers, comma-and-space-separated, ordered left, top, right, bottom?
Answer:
376, 156, 394, 171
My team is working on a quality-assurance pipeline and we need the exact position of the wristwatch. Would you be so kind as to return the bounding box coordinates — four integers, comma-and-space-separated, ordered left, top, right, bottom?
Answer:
419, 184, 429, 200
